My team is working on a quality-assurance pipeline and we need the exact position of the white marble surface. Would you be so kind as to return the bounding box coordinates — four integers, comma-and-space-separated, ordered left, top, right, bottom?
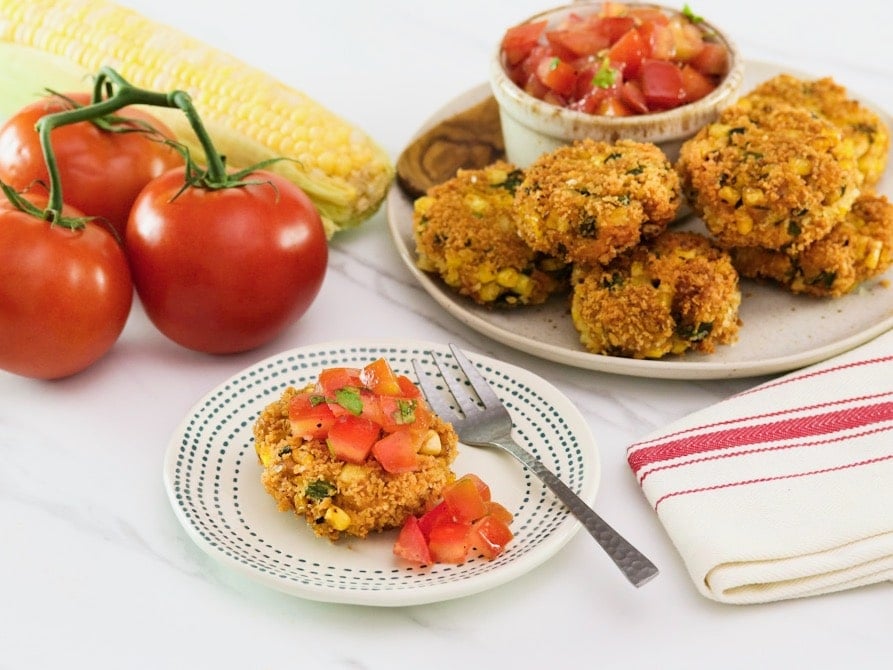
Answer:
2, 1, 892, 668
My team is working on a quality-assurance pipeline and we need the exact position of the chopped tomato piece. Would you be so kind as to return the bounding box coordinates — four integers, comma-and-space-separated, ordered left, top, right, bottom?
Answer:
620, 80, 649, 114
417, 500, 453, 540
546, 27, 609, 58
394, 516, 432, 564
596, 96, 633, 116
396, 374, 422, 399
442, 475, 488, 523
326, 414, 380, 464
359, 357, 403, 396
377, 395, 426, 432
680, 64, 716, 103
470, 514, 514, 560
288, 392, 336, 439
501, 20, 547, 65
458, 473, 491, 502
637, 20, 674, 60
667, 16, 704, 61
598, 16, 635, 44
626, 6, 670, 25
371, 429, 420, 473
639, 59, 685, 109
607, 26, 645, 78
316, 367, 361, 394
428, 520, 472, 564
689, 42, 729, 76
535, 55, 577, 97
484, 501, 514, 526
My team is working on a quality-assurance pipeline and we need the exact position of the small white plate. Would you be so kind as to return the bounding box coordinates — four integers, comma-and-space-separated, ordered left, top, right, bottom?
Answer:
163, 340, 599, 606
387, 61, 893, 380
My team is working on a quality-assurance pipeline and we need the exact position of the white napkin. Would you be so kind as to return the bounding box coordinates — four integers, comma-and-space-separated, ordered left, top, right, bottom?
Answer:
627, 329, 893, 604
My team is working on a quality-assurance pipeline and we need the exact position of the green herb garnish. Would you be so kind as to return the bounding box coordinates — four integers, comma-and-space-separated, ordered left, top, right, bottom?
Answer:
682, 4, 703, 23
334, 387, 363, 415
393, 399, 417, 425
305, 480, 336, 500
678, 321, 713, 342
593, 60, 616, 89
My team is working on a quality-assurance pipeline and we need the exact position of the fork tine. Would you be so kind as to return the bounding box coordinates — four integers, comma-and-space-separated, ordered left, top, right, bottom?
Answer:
448, 343, 501, 410
411, 357, 456, 421
431, 349, 481, 418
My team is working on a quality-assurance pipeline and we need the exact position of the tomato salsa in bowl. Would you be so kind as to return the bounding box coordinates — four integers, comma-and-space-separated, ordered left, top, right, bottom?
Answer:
490, 1, 744, 165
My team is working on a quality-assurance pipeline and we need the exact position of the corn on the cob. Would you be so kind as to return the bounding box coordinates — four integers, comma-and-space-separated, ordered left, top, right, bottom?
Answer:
0, 0, 394, 236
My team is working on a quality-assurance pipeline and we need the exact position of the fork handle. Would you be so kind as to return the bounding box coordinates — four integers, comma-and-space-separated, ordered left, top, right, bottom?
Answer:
490, 436, 659, 588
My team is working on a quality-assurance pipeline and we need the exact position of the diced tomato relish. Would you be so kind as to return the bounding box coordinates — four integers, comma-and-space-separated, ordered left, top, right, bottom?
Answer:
393, 473, 515, 565
500, 2, 730, 116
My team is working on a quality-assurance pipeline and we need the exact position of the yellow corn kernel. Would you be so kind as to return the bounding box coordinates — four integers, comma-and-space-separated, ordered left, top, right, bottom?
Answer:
514, 274, 533, 297
256, 447, 274, 468
476, 265, 497, 283
863, 240, 883, 270
788, 157, 813, 176
486, 167, 510, 186
324, 505, 351, 531
293, 491, 308, 514
735, 209, 754, 235
417, 430, 442, 456
478, 282, 502, 302
708, 123, 732, 139
414, 196, 434, 218
718, 186, 740, 205
0, 0, 394, 236
337, 463, 366, 484
742, 187, 766, 207
464, 194, 489, 216
496, 268, 520, 288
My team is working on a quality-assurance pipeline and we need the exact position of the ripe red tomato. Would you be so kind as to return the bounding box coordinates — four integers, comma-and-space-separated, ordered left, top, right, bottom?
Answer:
125, 168, 328, 354
0, 198, 133, 379
0, 92, 184, 239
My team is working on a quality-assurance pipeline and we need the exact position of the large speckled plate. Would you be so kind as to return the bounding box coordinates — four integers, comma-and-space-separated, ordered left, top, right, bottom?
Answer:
387, 61, 893, 379
162, 340, 599, 606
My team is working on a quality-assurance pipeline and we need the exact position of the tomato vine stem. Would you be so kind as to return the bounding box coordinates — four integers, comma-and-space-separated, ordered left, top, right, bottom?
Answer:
8, 66, 279, 230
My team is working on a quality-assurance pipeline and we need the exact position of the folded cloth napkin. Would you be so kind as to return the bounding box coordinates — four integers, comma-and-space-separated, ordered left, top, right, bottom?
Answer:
627, 329, 893, 604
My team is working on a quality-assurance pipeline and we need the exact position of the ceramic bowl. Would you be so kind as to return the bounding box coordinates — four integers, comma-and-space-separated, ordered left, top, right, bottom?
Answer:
489, 2, 745, 166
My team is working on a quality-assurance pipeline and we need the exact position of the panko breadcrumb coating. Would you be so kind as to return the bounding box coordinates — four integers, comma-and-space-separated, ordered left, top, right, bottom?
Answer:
677, 102, 862, 253
737, 74, 890, 187
570, 231, 741, 359
514, 138, 682, 266
413, 160, 567, 306
730, 193, 893, 297
254, 386, 459, 542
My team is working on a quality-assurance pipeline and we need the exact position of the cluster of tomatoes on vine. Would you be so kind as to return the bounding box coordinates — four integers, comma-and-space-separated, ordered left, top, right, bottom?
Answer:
0, 68, 328, 380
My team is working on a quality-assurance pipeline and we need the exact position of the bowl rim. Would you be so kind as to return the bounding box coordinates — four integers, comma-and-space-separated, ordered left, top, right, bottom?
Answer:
489, 1, 745, 138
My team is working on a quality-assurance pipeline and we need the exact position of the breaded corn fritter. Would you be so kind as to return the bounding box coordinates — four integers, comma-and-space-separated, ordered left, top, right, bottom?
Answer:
254, 385, 459, 542
570, 231, 741, 359
737, 74, 890, 187
514, 138, 682, 266
413, 160, 567, 306
677, 103, 862, 253
730, 193, 893, 297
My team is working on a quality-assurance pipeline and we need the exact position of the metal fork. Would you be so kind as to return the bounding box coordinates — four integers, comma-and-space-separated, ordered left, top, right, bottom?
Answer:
413, 344, 659, 588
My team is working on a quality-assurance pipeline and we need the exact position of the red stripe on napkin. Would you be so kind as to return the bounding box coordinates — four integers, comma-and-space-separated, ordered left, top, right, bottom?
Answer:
736, 355, 893, 398
628, 400, 893, 475
653, 452, 893, 509
639, 423, 893, 485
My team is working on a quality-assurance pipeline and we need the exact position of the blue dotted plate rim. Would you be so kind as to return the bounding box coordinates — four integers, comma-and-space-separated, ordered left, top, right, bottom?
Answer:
162, 339, 600, 606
